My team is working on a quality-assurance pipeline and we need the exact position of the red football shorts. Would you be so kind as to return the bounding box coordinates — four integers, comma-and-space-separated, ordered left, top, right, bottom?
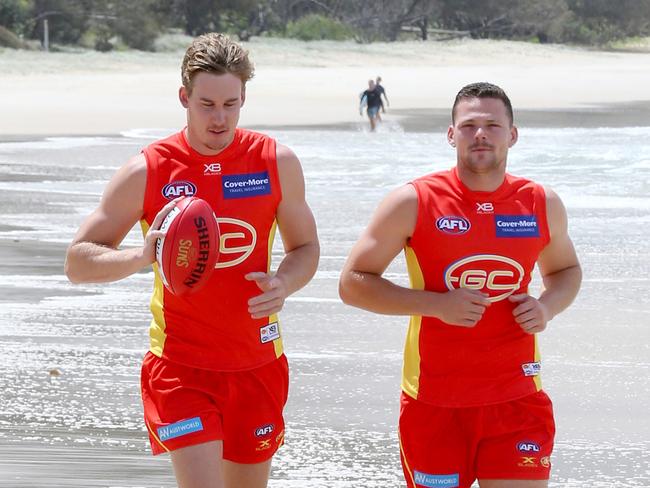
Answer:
399, 390, 555, 488
140, 352, 289, 463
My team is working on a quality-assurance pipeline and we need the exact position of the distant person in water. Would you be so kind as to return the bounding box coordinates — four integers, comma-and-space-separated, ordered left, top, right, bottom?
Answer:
360, 79, 384, 131
375, 76, 389, 121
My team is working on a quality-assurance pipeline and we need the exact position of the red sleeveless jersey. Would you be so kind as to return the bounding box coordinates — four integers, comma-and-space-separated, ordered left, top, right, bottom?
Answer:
403, 167, 550, 407
140, 128, 283, 371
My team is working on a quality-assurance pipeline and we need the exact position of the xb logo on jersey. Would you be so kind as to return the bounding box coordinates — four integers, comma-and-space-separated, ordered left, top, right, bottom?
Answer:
476, 202, 494, 213
444, 254, 525, 302
203, 163, 222, 175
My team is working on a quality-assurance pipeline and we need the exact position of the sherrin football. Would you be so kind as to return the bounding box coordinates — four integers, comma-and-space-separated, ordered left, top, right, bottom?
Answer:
155, 197, 220, 296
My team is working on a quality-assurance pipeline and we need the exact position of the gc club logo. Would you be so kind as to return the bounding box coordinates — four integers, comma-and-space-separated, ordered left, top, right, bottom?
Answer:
444, 254, 525, 302
436, 215, 470, 235
214, 217, 257, 269
162, 180, 197, 199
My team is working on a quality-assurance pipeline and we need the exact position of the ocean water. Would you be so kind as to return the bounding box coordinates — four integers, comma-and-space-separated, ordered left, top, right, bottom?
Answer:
0, 122, 649, 488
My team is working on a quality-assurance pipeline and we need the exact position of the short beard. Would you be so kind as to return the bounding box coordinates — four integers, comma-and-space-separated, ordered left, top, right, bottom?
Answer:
464, 152, 500, 173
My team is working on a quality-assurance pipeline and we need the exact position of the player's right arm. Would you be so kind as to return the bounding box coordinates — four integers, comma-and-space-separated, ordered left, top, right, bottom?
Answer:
65, 154, 174, 284
338, 184, 490, 326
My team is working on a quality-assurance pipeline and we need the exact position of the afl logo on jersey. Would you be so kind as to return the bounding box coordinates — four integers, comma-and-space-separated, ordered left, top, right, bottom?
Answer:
444, 254, 525, 302
162, 181, 197, 199
436, 216, 470, 235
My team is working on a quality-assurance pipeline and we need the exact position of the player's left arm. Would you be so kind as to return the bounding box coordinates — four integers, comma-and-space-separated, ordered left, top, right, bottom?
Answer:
246, 144, 320, 318
509, 188, 582, 334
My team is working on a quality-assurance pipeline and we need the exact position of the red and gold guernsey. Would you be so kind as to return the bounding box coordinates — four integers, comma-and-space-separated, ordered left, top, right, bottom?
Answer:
140, 128, 283, 372
403, 167, 550, 407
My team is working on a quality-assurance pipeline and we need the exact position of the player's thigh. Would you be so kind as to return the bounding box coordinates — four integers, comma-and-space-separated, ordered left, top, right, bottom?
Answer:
476, 391, 555, 482
141, 352, 226, 454
171, 440, 224, 488
399, 393, 476, 488
222, 355, 289, 463
479, 480, 547, 488
223, 458, 273, 488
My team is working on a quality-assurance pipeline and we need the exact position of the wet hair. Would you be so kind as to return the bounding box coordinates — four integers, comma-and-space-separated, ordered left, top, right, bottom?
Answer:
452, 82, 514, 125
181, 33, 254, 94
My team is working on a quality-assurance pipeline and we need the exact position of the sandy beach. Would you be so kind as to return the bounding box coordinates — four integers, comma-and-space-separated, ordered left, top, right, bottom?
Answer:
1, 37, 650, 136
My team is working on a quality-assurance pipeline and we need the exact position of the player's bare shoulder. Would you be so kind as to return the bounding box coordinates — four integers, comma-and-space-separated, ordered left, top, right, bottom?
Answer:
113, 153, 147, 193
275, 143, 302, 171
542, 185, 569, 238
374, 183, 419, 240
275, 143, 305, 198
99, 153, 148, 213
388, 183, 418, 207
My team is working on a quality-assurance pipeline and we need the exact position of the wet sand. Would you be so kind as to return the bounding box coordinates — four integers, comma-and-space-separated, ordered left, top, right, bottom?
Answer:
252, 100, 650, 133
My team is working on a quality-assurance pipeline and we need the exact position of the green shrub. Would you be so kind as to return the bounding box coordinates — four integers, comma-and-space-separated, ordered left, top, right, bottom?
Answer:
0, 25, 27, 48
113, 15, 159, 51
0, 0, 31, 37
286, 14, 353, 41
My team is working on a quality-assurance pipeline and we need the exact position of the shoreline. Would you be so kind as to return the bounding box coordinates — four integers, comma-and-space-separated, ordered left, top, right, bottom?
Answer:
0, 100, 649, 142
250, 100, 650, 133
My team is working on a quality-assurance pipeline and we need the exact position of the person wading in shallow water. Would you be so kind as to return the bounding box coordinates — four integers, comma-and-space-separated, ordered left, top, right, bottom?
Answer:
360, 79, 384, 131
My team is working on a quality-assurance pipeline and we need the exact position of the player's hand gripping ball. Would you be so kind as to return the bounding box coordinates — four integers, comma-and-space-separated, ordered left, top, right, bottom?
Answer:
155, 197, 220, 296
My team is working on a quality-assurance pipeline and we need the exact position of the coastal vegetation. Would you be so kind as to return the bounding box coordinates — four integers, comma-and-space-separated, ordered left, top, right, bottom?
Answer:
1, 0, 649, 51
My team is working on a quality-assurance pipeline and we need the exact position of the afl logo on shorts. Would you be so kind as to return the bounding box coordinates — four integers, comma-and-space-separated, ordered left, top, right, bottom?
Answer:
517, 441, 541, 453
444, 254, 525, 302
254, 424, 275, 438
162, 181, 197, 199
436, 216, 470, 235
